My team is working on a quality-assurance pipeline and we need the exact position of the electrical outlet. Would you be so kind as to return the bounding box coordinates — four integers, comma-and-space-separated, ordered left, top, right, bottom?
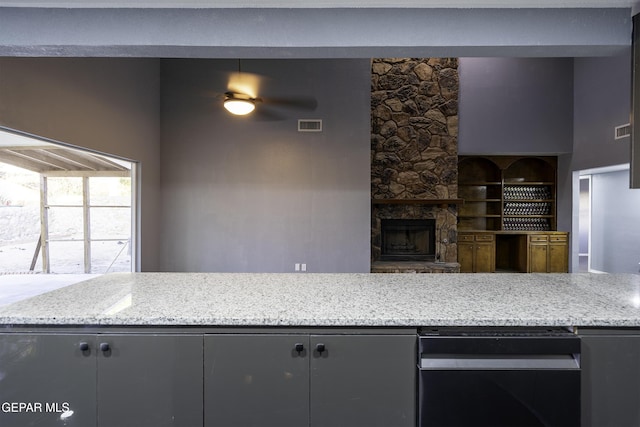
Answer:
295, 263, 300, 271
301, 263, 307, 272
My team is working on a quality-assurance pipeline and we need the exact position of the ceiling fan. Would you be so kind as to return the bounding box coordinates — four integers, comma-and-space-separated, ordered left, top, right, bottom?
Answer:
217, 60, 318, 119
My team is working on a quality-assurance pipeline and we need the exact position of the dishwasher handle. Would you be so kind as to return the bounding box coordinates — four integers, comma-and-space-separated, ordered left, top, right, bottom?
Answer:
420, 353, 580, 370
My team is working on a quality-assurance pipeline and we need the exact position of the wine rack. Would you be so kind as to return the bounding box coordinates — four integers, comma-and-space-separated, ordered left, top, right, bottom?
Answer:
458, 156, 557, 232
502, 184, 553, 230
503, 185, 552, 200
503, 201, 552, 216
503, 217, 550, 231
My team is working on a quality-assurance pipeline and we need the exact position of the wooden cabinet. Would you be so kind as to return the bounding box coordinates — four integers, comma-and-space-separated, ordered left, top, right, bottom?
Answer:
458, 156, 557, 232
527, 233, 569, 273
529, 235, 550, 272
458, 232, 495, 272
458, 156, 568, 272
0, 333, 203, 427
204, 332, 416, 427
458, 156, 503, 231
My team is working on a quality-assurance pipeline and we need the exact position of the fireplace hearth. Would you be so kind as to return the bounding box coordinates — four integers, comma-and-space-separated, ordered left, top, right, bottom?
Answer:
381, 219, 436, 262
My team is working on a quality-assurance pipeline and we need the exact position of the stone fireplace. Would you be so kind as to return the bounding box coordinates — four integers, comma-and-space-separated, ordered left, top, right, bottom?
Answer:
371, 58, 460, 273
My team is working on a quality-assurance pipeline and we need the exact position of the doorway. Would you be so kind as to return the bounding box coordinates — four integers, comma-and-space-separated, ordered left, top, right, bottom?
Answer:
0, 129, 137, 274
576, 164, 640, 273
578, 176, 591, 272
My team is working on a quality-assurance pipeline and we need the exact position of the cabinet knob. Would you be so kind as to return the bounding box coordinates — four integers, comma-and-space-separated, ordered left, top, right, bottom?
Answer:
99, 342, 110, 352
79, 342, 89, 351
295, 343, 304, 353
315, 343, 326, 354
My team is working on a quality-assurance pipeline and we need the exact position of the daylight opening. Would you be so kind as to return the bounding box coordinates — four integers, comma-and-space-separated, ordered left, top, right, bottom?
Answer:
0, 129, 135, 274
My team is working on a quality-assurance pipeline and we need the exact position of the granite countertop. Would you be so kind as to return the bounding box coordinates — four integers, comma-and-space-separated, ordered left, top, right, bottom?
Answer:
1, 272, 640, 327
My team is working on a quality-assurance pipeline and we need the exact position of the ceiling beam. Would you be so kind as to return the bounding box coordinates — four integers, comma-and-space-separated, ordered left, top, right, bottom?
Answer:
0, 7, 632, 58
0, 0, 636, 8
0, 149, 65, 172
0, 147, 130, 173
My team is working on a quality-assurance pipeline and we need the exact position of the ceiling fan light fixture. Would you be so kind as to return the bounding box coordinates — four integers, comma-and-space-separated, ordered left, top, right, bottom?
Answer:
223, 93, 256, 115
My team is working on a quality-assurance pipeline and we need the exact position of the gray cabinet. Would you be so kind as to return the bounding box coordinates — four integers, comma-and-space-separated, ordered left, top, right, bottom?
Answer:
204, 334, 309, 427
309, 334, 416, 427
97, 334, 203, 427
0, 333, 203, 427
0, 333, 97, 427
205, 333, 416, 427
580, 330, 640, 427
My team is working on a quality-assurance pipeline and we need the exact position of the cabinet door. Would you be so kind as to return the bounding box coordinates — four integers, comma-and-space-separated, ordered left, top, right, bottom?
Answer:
0, 333, 97, 427
549, 241, 568, 272
474, 241, 495, 272
204, 334, 309, 427
97, 334, 203, 427
458, 241, 474, 272
310, 334, 415, 427
581, 333, 640, 426
529, 243, 549, 272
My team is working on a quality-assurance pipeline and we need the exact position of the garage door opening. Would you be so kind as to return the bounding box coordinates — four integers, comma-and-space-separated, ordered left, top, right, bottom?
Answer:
0, 128, 136, 275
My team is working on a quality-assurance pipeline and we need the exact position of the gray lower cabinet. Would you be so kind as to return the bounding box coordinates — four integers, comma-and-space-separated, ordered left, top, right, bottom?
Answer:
309, 334, 416, 427
580, 329, 640, 427
0, 333, 203, 427
0, 333, 97, 427
96, 333, 203, 427
204, 333, 416, 427
204, 334, 310, 427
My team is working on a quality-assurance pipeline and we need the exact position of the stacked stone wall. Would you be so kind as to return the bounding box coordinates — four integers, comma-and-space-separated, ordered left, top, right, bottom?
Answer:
371, 58, 459, 265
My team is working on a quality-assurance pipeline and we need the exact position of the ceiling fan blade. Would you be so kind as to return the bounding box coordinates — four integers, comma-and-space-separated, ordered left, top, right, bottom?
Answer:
251, 107, 287, 121
197, 89, 225, 100
262, 96, 318, 111
226, 71, 265, 99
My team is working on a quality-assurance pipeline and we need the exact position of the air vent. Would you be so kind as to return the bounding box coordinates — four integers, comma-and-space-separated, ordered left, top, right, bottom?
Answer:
615, 123, 631, 140
298, 119, 322, 132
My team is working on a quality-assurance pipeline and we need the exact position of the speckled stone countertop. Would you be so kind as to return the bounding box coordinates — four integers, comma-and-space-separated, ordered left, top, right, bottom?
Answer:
1, 272, 640, 327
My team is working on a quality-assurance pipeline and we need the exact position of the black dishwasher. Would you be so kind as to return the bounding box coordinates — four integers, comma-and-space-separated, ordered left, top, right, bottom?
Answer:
418, 328, 581, 427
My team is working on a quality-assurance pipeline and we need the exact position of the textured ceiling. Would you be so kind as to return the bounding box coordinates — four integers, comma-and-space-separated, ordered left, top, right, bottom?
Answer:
0, 0, 636, 7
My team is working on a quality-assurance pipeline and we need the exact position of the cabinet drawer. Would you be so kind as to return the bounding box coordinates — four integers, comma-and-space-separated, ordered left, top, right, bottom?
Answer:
530, 235, 549, 242
458, 234, 474, 242
475, 234, 494, 242
550, 235, 567, 242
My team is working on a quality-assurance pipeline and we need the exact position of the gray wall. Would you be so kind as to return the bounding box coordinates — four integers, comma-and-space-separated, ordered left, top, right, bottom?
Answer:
569, 53, 633, 270
590, 168, 640, 273
572, 53, 632, 171
457, 57, 575, 238
0, 55, 633, 273
457, 55, 635, 271
0, 58, 162, 271
159, 59, 371, 272
458, 57, 574, 155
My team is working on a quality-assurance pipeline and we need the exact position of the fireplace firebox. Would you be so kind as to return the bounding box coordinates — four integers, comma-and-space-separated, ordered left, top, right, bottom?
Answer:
380, 219, 436, 261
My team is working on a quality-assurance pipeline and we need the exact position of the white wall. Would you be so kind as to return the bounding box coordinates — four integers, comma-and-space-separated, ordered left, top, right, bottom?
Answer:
590, 168, 640, 273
